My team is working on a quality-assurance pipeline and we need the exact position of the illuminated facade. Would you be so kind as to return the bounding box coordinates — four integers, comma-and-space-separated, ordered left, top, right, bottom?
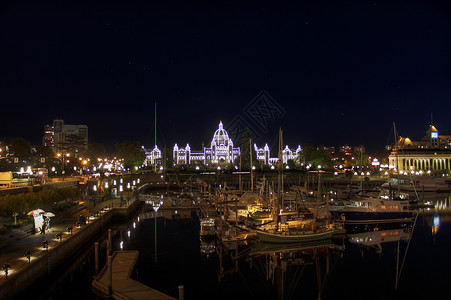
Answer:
173, 121, 240, 165
254, 143, 302, 165
144, 145, 162, 166
388, 125, 451, 174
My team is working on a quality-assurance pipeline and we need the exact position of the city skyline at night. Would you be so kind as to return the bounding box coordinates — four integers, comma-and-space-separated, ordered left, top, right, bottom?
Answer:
1, 0, 450, 153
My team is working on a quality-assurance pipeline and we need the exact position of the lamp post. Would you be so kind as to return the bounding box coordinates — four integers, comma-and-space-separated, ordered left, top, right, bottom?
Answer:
42, 241, 48, 251
57, 152, 70, 180
24, 250, 31, 263
2, 263, 11, 279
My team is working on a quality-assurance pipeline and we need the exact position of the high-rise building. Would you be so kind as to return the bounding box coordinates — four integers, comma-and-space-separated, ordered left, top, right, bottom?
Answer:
43, 125, 54, 148
43, 119, 88, 156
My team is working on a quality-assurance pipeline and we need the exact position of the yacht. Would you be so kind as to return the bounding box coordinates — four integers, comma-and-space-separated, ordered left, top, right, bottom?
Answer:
332, 198, 414, 224
381, 175, 451, 193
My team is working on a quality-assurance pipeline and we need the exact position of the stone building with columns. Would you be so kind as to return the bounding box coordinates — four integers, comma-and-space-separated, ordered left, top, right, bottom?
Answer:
389, 125, 451, 174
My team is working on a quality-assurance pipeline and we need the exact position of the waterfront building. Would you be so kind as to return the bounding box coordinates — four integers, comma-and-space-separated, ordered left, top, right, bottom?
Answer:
144, 145, 162, 166
173, 121, 240, 165
43, 119, 88, 156
254, 143, 302, 165
388, 125, 451, 174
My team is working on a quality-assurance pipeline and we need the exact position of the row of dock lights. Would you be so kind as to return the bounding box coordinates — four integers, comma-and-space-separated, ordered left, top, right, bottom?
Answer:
2, 206, 114, 280
93, 178, 141, 191
120, 214, 142, 251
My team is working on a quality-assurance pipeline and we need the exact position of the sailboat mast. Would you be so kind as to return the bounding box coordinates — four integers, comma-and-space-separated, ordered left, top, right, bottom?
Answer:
278, 128, 284, 209
154, 102, 157, 174
316, 172, 321, 228
393, 122, 400, 196
250, 138, 253, 192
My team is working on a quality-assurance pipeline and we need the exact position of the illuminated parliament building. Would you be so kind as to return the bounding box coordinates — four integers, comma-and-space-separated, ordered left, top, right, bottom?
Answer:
145, 121, 302, 167
173, 121, 240, 165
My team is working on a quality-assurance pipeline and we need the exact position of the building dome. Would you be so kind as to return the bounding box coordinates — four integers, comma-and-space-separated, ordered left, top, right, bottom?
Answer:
211, 121, 232, 147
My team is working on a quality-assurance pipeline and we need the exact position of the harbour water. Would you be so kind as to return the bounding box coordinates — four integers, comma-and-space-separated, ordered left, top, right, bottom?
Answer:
44, 193, 451, 300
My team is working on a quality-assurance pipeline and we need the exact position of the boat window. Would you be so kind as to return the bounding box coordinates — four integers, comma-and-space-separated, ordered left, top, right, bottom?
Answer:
381, 205, 387, 209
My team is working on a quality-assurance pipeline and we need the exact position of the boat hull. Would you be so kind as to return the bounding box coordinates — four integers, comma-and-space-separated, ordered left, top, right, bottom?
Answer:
256, 229, 334, 243
335, 211, 413, 224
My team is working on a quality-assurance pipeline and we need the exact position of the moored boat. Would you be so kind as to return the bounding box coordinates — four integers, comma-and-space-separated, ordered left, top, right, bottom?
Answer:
333, 198, 414, 224
381, 175, 451, 193
200, 217, 217, 237
256, 227, 334, 243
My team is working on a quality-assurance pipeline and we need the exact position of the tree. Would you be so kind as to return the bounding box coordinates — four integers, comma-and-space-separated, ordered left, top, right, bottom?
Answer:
115, 141, 145, 171
302, 145, 332, 169
10, 137, 31, 161
85, 143, 107, 161
31, 146, 55, 167
238, 128, 259, 170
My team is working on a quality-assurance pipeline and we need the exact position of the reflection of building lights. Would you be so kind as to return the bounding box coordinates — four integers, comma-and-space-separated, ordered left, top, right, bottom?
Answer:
127, 230, 130, 237
120, 241, 123, 249
433, 215, 440, 227
133, 222, 136, 228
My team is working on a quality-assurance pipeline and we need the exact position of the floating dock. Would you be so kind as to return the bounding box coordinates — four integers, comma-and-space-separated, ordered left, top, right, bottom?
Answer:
92, 250, 176, 300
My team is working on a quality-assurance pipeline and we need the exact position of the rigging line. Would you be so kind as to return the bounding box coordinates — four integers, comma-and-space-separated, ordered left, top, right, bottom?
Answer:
396, 209, 420, 288
321, 253, 339, 291
287, 265, 306, 300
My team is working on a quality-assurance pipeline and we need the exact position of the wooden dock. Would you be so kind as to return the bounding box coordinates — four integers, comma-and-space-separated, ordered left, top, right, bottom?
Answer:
92, 251, 176, 300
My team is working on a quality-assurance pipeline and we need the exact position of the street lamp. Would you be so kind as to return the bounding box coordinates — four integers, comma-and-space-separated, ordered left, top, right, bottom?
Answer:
57, 152, 70, 180
24, 250, 31, 263
42, 240, 48, 250
2, 263, 11, 279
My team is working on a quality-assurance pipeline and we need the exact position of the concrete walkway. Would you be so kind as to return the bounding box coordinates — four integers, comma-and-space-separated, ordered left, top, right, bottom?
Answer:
93, 251, 176, 300
0, 195, 129, 286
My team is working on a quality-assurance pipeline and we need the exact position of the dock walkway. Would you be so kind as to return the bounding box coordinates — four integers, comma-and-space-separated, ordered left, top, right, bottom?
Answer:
93, 250, 176, 300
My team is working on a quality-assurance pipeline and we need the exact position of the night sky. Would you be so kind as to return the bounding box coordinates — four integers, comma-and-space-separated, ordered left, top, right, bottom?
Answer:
1, 0, 451, 154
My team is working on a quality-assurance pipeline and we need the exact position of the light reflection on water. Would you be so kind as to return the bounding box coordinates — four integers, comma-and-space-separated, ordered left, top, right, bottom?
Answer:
120, 193, 451, 300
47, 192, 451, 300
